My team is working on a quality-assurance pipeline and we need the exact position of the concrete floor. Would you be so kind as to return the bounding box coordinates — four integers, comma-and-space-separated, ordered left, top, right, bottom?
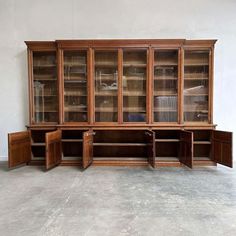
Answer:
0, 164, 236, 236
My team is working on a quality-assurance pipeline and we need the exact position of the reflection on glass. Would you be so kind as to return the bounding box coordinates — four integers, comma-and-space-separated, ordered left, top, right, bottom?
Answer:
184, 50, 209, 122
123, 51, 146, 122
95, 51, 118, 122
64, 51, 87, 122
33, 51, 58, 123
153, 50, 178, 122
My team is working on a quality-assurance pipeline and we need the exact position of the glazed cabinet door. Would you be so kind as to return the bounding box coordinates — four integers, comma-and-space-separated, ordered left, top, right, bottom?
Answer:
83, 131, 94, 169
45, 130, 62, 170
183, 50, 210, 122
63, 50, 89, 123
32, 51, 58, 124
145, 130, 155, 168
123, 50, 147, 122
94, 50, 118, 122
8, 131, 31, 168
153, 49, 179, 122
180, 130, 193, 168
212, 130, 233, 168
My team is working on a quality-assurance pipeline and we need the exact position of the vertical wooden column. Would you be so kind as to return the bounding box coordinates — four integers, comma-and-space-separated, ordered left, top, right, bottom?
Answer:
147, 46, 153, 124
179, 47, 184, 124
57, 48, 63, 124
89, 48, 94, 124
209, 47, 214, 124
118, 49, 123, 124
27, 49, 34, 124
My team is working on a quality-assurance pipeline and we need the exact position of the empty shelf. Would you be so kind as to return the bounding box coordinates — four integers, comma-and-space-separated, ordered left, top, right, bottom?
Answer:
31, 142, 45, 146
93, 143, 147, 146
156, 157, 179, 161
194, 157, 211, 161
194, 141, 211, 144
155, 139, 180, 142
62, 139, 83, 142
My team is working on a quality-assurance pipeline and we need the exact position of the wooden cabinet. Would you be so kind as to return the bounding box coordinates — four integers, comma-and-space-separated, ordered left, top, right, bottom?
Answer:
8, 39, 233, 170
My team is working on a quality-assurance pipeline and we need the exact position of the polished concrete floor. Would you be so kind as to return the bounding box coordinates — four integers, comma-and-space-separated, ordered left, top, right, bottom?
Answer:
0, 163, 236, 236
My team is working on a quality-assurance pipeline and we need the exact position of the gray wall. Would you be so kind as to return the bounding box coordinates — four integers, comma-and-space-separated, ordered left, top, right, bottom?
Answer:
0, 0, 236, 160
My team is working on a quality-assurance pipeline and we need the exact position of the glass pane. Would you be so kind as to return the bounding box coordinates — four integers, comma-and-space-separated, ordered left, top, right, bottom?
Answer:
33, 51, 58, 123
95, 51, 118, 122
184, 50, 209, 122
153, 50, 178, 122
64, 51, 87, 122
123, 51, 146, 122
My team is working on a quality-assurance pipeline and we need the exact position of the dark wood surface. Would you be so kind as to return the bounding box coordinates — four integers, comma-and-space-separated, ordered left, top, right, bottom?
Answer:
179, 130, 193, 168
82, 130, 94, 168
212, 130, 233, 168
8, 131, 31, 168
45, 130, 62, 170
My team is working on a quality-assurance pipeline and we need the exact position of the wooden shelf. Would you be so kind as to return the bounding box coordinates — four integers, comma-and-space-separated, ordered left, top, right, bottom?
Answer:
184, 94, 208, 97
155, 157, 179, 161
154, 108, 177, 112
194, 157, 211, 161
64, 63, 86, 67
154, 62, 178, 66
123, 92, 146, 96
194, 141, 211, 144
93, 143, 147, 146
31, 142, 45, 146
64, 80, 86, 83
155, 139, 180, 142
154, 91, 177, 96
154, 76, 178, 80
123, 63, 146, 68
62, 139, 83, 142
33, 64, 56, 68
123, 107, 146, 112
95, 108, 117, 112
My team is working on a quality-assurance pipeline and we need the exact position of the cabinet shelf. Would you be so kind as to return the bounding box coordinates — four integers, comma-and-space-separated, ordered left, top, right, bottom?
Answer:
155, 139, 180, 142
194, 141, 211, 144
154, 108, 177, 112
95, 108, 118, 112
93, 143, 147, 146
64, 63, 86, 67
154, 91, 177, 96
33, 65, 56, 68
154, 76, 178, 80
156, 157, 179, 161
31, 142, 46, 146
154, 62, 178, 66
123, 63, 146, 68
62, 139, 83, 142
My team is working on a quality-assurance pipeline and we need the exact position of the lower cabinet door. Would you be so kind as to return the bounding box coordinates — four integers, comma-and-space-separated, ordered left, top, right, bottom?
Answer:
145, 130, 156, 168
180, 130, 193, 168
8, 131, 31, 168
212, 130, 233, 168
45, 130, 62, 170
82, 131, 94, 169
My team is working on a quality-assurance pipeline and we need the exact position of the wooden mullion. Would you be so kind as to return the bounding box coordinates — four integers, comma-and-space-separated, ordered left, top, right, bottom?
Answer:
209, 47, 214, 124
147, 47, 153, 124
58, 48, 63, 124
179, 47, 184, 124
89, 48, 95, 124
28, 49, 34, 125
118, 49, 123, 124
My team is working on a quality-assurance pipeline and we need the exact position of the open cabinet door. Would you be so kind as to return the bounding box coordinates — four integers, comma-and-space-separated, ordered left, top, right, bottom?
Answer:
45, 130, 62, 170
180, 131, 193, 168
83, 131, 94, 169
8, 131, 31, 168
145, 131, 155, 168
212, 130, 233, 168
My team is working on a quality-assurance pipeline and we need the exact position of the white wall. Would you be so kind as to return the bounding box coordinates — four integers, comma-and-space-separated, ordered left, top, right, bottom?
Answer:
0, 0, 236, 160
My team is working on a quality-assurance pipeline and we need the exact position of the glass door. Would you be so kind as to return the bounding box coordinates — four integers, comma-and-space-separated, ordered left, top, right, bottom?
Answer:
63, 50, 88, 122
184, 50, 209, 122
153, 50, 178, 122
32, 51, 58, 123
123, 50, 147, 122
94, 50, 118, 122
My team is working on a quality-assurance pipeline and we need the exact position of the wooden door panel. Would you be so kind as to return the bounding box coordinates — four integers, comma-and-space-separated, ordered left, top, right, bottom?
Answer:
145, 130, 155, 168
180, 131, 193, 168
45, 130, 62, 170
8, 131, 31, 168
83, 131, 94, 169
212, 130, 233, 168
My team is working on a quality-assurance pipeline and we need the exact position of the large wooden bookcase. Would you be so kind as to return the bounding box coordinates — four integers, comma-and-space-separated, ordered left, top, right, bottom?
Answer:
8, 39, 233, 170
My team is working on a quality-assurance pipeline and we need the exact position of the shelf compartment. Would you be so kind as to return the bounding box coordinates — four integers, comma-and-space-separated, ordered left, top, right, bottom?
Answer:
154, 130, 180, 139
62, 130, 85, 139
155, 157, 179, 162
194, 141, 211, 144
94, 146, 147, 158
32, 146, 45, 160
62, 142, 82, 158
194, 144, 211, 160
31, 129, 55, 143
